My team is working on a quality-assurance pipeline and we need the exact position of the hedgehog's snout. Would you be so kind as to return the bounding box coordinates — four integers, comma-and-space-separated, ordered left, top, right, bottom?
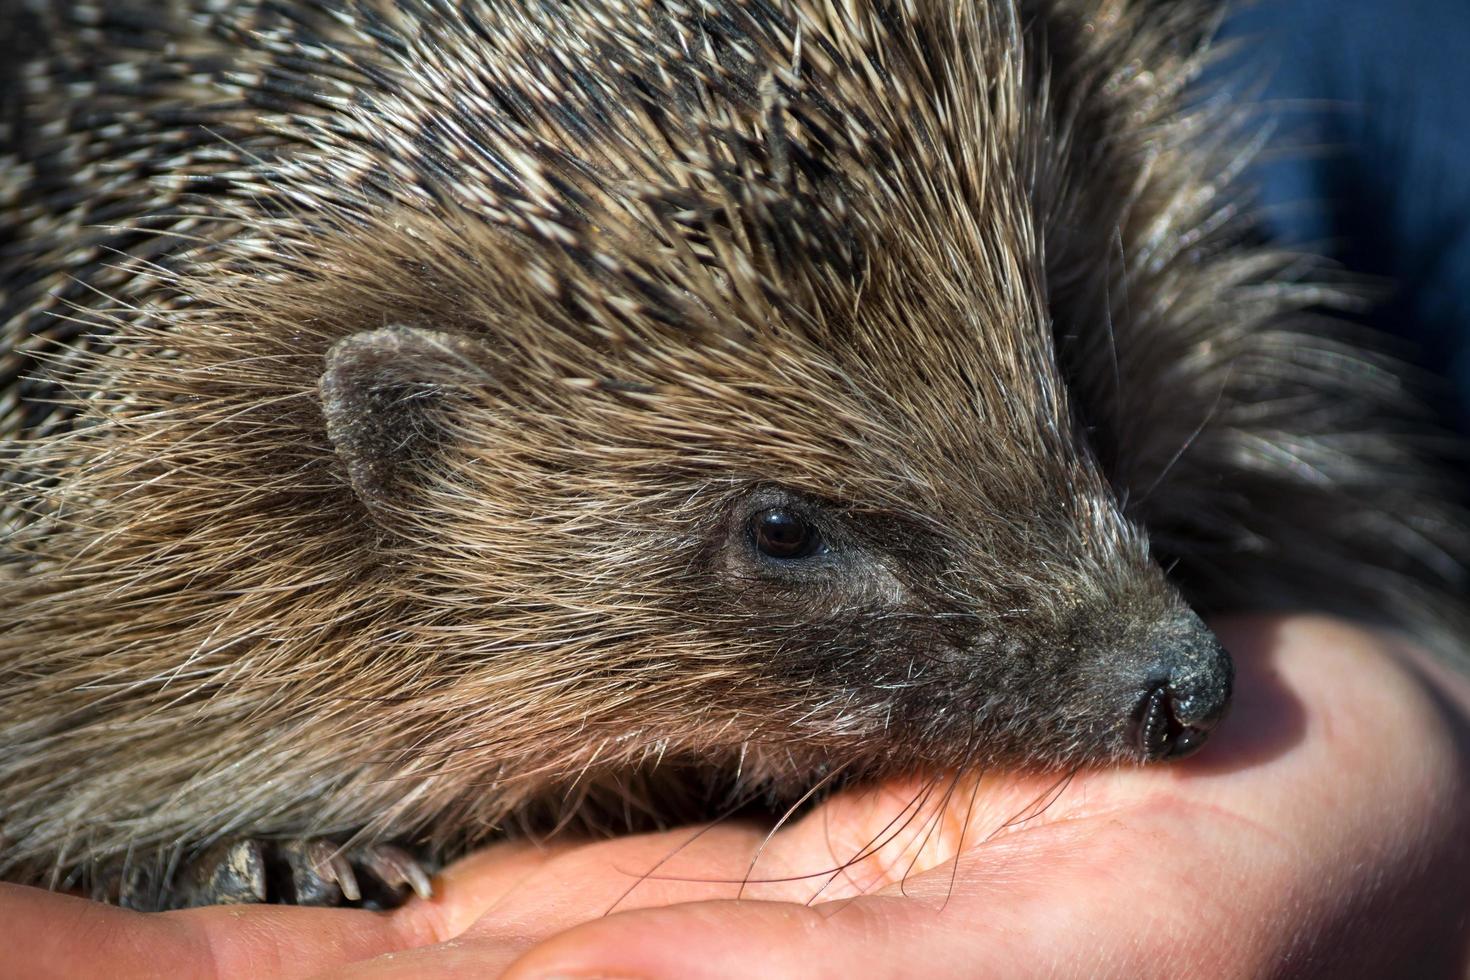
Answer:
1129, 615, 1234, 761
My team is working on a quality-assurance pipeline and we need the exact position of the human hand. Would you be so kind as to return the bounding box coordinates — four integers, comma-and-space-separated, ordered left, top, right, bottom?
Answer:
7, 615, 1468, 978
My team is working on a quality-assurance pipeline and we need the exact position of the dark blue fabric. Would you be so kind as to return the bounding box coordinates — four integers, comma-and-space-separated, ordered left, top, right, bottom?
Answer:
1214, 0, 1470, 432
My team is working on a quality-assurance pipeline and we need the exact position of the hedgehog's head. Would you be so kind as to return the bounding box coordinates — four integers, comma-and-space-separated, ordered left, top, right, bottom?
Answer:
309, 223, 1228, 798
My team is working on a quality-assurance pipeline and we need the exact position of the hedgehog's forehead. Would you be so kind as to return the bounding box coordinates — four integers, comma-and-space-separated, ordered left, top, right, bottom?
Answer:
537, 320, 1090, 512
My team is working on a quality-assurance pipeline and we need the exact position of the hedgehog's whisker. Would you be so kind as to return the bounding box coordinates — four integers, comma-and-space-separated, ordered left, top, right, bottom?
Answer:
737, 759, 853, 901
805, 770, 945, 908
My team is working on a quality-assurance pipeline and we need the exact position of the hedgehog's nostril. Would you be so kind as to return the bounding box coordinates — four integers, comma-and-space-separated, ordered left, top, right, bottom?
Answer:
1134, 679, 1189, 759
1132, 666, 1230, 761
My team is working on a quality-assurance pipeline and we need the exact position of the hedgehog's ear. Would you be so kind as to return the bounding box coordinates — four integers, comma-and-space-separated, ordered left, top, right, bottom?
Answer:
319, 325, 491, 514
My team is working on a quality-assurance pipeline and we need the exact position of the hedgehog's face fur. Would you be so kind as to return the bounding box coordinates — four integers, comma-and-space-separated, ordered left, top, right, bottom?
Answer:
310, 291, 1231, 795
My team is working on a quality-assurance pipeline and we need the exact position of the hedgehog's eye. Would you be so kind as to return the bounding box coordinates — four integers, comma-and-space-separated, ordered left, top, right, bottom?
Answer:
750, 508, 821, 559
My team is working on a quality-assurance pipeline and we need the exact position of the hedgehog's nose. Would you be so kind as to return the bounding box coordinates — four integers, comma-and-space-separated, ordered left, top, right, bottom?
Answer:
1131, 616, 1234, 761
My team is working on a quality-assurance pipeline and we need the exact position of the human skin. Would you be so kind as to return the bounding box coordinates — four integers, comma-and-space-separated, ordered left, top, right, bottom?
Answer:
4, 614, 1468, 979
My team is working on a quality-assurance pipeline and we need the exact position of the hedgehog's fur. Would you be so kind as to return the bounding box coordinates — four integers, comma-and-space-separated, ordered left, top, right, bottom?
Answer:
0, 0, 1466, 907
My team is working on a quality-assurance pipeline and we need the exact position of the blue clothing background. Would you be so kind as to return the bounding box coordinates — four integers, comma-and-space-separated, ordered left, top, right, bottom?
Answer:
1214, 0, 1470, 434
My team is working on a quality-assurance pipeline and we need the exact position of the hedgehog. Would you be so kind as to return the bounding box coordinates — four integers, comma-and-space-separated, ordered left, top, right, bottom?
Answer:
0, 0, 1465, 911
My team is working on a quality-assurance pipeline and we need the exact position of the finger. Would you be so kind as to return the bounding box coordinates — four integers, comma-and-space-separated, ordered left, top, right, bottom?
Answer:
336, 788, 1237, 979
0, 883, 444, 980
2, 841, 574, 980
494, 806, 1245, 980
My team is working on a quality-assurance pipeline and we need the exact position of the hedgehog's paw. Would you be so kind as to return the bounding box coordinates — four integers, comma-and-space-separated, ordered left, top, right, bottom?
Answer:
173, 839, 432, 909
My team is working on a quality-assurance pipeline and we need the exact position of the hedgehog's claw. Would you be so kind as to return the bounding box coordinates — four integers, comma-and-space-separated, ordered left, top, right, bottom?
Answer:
171, 838, 432, 909
276, 838, 355, 905
329, 848, 362, 903
355, 843, 434, 903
